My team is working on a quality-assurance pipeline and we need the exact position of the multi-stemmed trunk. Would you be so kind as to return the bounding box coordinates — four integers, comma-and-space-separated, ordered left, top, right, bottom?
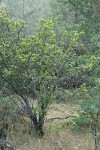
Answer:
23, 96, 45, 137
30, 113, 45, 137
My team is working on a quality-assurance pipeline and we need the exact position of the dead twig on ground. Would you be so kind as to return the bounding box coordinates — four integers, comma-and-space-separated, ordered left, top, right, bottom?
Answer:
47, 115, 77, 121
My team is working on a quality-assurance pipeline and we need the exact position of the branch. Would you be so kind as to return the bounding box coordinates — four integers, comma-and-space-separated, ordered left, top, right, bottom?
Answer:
47, 115, 76, 121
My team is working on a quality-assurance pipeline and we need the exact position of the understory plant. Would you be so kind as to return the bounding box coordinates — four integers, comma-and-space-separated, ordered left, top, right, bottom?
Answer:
71, 84, 100, 150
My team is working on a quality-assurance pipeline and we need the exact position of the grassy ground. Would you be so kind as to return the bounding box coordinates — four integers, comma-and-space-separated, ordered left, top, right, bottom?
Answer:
6, 102, 96, 150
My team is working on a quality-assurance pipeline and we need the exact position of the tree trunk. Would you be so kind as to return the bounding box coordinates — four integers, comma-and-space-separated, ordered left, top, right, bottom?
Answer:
23, 96, 45, 137
30, 114, 44, 137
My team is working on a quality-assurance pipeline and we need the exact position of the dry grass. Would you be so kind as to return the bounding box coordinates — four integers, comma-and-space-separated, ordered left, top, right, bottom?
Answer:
9, 130, 93, 150
7, 102, 97, 150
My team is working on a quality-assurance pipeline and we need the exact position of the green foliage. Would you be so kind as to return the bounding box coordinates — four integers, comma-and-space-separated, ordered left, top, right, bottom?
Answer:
58, 0, 100, 20
56, 0, 100, 57
74, 84, 100, 122
0, 9, 84, 97
71, 84, 100, 149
